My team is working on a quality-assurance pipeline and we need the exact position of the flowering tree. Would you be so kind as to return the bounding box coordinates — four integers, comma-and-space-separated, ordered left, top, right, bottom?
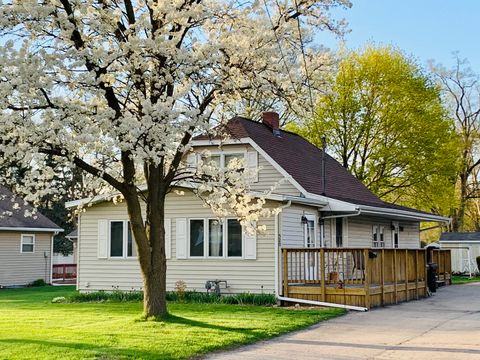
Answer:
0, 0, 348, 317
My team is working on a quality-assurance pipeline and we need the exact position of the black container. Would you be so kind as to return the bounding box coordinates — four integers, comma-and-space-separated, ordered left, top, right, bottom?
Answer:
427, 263, 438, 293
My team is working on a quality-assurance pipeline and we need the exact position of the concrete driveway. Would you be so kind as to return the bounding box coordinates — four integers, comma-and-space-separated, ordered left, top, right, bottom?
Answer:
208, 283, 480, 360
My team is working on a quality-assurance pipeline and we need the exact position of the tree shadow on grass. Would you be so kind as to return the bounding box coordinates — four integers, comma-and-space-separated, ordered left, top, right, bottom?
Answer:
161, 313, 257, 334
0, 338, 164, 360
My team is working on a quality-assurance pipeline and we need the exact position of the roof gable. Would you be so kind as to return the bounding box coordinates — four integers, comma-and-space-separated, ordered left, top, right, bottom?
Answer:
0, 186, 61, 230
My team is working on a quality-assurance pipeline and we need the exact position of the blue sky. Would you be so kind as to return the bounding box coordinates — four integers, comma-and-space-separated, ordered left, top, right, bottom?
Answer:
321, 0, 479, 72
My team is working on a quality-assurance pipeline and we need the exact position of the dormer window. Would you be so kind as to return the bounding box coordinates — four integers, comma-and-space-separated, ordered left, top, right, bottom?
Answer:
202, 153, 245, 169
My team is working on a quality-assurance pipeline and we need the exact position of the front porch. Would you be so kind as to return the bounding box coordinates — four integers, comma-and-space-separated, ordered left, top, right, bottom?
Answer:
282, 247, 451, 309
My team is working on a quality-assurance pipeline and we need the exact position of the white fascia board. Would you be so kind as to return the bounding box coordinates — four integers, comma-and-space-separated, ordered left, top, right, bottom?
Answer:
0, 227, 63, 233
359, 205, 451, 223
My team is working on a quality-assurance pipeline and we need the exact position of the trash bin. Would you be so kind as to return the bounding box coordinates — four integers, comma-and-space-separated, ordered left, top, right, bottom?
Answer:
427, 263, 438, 293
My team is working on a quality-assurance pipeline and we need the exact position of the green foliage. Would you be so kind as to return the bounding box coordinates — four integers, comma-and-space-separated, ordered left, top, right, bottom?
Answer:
29, 279, 47, 287
289, 46, 458, 215
67, 290, 277, 306
452, 275, 480, 284
0, 286, 344, 360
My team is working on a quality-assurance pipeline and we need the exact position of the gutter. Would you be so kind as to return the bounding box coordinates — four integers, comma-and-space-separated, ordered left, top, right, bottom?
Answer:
0, 227, 63, 233
359, 205, 450, 223
321, 209, 361, 220
274, 201, 292, 299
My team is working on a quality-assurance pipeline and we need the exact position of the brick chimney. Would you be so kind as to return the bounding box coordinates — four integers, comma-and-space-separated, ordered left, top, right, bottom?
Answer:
262, 111, 280, 131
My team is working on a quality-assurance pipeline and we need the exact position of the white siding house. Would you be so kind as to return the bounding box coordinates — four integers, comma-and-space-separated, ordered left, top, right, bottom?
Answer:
68, 114, 449, 295
0, 186, 62, 287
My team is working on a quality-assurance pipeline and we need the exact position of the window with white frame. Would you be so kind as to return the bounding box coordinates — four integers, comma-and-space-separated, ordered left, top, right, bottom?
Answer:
21, 234, 35, 253
392, 222, 400, 248
202, 153, 245, 169
303, 214, 316, 248
372, 225, 385, 248
189, 218, 243, 258
110, 221, 136, 258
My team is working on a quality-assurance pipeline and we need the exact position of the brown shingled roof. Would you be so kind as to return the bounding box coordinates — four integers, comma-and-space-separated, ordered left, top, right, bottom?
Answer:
196, 117, 434, 216
0, 186, 62, 230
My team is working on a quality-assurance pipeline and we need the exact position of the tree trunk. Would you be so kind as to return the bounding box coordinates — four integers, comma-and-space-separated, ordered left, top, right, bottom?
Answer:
123, 181, 168, 318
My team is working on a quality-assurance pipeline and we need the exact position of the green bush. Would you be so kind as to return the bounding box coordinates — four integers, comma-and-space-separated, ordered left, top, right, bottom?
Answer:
30, 279, 47, 287
476, 256, 480, 272
67, 290, 276, 306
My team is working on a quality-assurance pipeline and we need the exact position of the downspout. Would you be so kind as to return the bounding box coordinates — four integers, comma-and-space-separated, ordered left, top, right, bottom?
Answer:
275, 202, 368, 311
275, 200, 291, 299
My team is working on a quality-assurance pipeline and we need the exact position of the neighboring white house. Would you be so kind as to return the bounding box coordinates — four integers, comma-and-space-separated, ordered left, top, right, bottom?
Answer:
439, 232, 480, 275
0, 186, 63, 287
66, 113, 449, 295
52, 229, 78, 265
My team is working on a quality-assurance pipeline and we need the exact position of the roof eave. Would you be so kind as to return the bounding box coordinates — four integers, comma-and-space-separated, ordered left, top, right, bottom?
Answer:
0, 227, 63, 233
359, 205, 450, 223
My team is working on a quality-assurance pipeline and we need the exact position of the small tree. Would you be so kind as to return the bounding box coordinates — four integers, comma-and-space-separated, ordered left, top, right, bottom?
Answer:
0, 0, 349, 317
432, 57, 480, 231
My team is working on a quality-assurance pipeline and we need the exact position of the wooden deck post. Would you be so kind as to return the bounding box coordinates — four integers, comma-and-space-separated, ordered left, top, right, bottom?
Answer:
320, 248, 326, 302
393, 249, 398, 304
415, 250, 419, 300
381, 249, 385, 306
405, 249, 409, 301
282, 248, 288, 297
363, 248, 370, 309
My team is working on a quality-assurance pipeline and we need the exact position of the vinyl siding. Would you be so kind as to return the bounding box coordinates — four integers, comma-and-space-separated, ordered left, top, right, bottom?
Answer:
281, 204, 320, 247
0, 231, 52, 286
345, 216, 420, 248
78, 191, 276, 294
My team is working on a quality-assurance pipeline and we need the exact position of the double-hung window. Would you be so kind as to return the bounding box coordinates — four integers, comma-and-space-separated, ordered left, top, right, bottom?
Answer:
372, 225, 385, 248
202, 153, 245, 169
189, 218, 243, 258
21, 234, 35, 253
110, 221, 136, 258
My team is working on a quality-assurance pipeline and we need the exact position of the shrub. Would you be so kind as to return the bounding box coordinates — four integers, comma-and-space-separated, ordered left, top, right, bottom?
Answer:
66, 290, 276, 306
51, 296, 67, 303
30, 279, 47, 287
476, 256, 480, 272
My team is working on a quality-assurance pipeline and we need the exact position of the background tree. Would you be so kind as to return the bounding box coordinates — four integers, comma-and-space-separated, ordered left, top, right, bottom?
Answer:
0, 0, 349, 317
432, 57, 480, 231
290, 46, 458, 215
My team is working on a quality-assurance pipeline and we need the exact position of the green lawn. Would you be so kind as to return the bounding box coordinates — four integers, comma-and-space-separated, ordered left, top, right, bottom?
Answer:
452, 275, 480, 284
0, 286, 343, 359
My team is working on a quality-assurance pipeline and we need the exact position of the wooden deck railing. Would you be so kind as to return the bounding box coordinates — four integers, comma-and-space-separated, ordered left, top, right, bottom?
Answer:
282, 247, 451, 308
52, 264, 77, 281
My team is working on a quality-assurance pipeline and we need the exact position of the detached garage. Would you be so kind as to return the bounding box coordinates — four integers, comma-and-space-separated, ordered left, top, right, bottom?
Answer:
0, 186, 62, 287
439, 232, 480, 275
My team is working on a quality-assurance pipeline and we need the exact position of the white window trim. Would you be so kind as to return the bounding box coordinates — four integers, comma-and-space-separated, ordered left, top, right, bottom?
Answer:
108, 220, 137, 259
20, 234, 35, 253
392, 221, 400, 248
187, 217, 245, 259
201, 151, 247, 169
225, 217, 244, 258
372, 225, 385, 248
303, 213, 317, 248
